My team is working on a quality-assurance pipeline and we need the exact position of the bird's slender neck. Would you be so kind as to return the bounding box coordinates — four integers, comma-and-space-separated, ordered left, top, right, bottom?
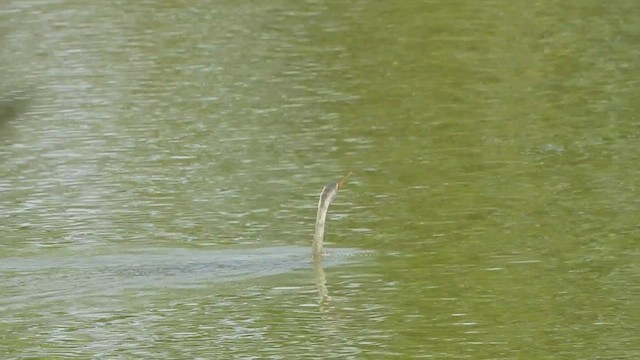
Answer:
311, 173, 350, 258
313, 200, 329, 257
312, 184, 337, 258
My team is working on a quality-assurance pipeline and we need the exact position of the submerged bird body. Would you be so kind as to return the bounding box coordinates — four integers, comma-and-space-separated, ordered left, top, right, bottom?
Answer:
312, 173, 350, 258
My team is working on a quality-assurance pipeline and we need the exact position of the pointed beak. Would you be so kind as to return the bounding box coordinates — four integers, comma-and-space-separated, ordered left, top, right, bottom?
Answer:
337, 172, 352, 190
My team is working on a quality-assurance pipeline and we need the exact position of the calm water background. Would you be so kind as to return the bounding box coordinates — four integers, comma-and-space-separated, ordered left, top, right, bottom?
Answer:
1, 0, 639, 358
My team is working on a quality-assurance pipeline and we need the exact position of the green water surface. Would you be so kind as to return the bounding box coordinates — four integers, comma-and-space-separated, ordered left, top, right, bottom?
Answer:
1, 0, 639, 358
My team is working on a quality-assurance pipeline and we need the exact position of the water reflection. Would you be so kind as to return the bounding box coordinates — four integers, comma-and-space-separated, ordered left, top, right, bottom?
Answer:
313, 258, 331, 303
0, 246, 368, 311
1, 245, 378, 357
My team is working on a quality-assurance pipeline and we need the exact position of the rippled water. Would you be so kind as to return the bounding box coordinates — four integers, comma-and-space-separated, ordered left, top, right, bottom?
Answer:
2, 0, 640, 358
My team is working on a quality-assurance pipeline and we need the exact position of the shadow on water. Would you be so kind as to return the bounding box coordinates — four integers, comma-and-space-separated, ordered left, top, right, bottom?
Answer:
0, 246, 370, 309
0, 88, 31, 126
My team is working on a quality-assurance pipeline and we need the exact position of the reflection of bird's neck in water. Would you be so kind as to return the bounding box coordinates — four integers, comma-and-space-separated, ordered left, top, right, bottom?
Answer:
313, 257, 330, 303
312, 173, 350, 258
